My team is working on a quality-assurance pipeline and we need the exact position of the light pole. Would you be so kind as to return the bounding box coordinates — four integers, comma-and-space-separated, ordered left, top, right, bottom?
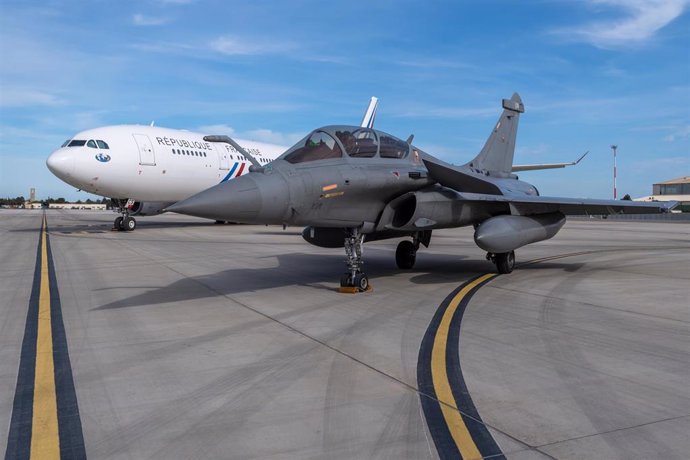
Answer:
610, 145, 618, 199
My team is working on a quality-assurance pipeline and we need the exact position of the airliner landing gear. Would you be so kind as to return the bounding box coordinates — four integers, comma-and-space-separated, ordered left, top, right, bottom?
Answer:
112, 199, 137, 231
340, 228, 369, 292
487, 250, 515, 274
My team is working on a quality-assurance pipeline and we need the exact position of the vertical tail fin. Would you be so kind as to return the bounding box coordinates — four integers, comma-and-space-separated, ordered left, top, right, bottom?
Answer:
360, 97, 379, 128
466, 93, 524, 176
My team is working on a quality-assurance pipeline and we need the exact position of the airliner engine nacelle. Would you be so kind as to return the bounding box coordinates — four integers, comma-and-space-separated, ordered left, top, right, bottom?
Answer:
474, 213, 566, 254
129, 202, 172, 216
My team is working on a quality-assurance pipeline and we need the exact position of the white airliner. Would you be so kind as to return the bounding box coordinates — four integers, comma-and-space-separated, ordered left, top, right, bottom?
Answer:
47, 98, 379, 231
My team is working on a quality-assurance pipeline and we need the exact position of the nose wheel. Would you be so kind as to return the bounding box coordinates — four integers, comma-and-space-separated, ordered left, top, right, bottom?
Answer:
339, 228, 370, 292
113, 216, 137, 231
112, 199, 137, 231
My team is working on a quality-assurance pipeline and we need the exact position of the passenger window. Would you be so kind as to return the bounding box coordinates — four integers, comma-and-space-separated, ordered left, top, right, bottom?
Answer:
87, 140, 97, 148
96, 140, 109, 149
379, 134, 409, 159
284, 131, 342, 164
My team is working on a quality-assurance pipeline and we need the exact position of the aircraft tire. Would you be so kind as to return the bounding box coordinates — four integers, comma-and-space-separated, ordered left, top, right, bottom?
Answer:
340, 273, 352, 287
354, 273, 369, 291
123, 216, 136, 231
114, 216, 123, 230
495, 251, 515, 274
395, 240, 416, 269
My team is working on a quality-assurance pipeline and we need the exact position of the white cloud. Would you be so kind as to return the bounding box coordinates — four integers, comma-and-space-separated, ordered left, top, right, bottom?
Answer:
242, 129, 304, 146
196, 125, 302, 146
197, 124, 235, 135
0, 88, 64, 107
132, 14, 170, 26
395, 58, 474, 70
393, 105, 497, 119
208, 35, 295, 56
554, 0, 690, 48
663, 124, 690, 141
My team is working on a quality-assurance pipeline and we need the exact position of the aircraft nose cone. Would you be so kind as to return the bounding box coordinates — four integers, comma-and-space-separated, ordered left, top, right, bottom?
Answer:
46, 149, 75, 180
167, 175, 263, 222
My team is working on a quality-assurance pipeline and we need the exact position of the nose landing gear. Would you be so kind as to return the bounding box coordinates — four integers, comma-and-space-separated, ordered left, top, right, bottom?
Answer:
339, 228, 370, 293
112, 199, 137, 231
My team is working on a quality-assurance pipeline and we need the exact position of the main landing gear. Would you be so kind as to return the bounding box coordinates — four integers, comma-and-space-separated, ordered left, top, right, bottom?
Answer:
340, 228, 369, 292
112, 199, 137, 232
486, 250, 516, 274
395, 230, 431, 270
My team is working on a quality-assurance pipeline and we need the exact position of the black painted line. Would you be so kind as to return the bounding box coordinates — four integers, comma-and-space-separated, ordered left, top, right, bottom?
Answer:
46, 221, 86, 459
5, 218, 43, 460
446, 277, 505, 459
418, 275, 505, 460
4, 215, 86, 460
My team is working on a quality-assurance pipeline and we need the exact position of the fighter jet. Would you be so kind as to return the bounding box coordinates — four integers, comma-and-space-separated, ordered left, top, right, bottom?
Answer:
167, 93, 675, 291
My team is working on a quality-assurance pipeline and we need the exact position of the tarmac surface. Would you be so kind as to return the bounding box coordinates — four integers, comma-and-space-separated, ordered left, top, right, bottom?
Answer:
1, 209, 689, 459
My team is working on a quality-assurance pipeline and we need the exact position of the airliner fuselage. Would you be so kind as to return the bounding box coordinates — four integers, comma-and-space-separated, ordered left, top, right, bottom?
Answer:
47, 125, 285, 203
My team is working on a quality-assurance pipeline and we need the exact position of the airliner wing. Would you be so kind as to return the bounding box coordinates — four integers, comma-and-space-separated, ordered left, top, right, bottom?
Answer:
511, 151, 588, 172
360, 97, 379, 128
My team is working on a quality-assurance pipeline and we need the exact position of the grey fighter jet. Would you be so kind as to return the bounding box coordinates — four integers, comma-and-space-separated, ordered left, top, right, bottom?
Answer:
167, 94, 675, 291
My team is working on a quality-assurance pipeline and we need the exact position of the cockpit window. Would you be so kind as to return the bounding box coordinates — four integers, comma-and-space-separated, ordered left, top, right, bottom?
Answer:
334, 128, 378, 158
379, 134, 409, 159
61, 139, 71, 148
87, 140, 97, 148
284, 131, 342, 164
67, 140, 87, 147
96, 140, 109, 149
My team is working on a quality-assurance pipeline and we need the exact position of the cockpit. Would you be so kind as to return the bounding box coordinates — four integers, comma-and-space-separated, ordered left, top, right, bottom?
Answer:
62, 139, 110, 149
281, 126, 409, 164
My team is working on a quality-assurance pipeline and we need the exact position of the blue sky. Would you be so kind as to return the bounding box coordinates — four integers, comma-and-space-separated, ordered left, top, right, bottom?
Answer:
1, 0, 688, 201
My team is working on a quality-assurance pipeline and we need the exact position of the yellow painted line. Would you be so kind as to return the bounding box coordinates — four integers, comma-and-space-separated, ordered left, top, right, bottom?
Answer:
431, 273, 496, 460
321, 183, 338, 192
30, 215, 60, 459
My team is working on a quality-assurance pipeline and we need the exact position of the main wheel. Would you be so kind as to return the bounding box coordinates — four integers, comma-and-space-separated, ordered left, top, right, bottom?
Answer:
340, 273, 352, 287
495, 251, 515, 274
395, 240, 416, 269
353, 273, 369, 291
123, 216, 136, 231
114, 216, 123, 230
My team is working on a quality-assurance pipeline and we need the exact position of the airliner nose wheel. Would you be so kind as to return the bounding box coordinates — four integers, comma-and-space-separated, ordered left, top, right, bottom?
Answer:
395, 240, 417, 269
113, 215, 136, 231
123, 216, 136, 231
488, 250, 515, 274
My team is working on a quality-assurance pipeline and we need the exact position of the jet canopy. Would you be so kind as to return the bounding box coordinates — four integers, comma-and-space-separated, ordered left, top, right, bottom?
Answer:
281, 125, 410, 164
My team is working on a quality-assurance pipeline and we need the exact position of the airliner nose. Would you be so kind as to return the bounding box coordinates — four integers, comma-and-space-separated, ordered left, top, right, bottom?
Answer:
46, 149, 76, 180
